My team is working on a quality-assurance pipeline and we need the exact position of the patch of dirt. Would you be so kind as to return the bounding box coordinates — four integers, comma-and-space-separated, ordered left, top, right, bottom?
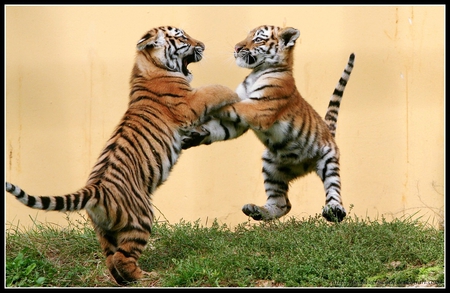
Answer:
254, 280, 285, 287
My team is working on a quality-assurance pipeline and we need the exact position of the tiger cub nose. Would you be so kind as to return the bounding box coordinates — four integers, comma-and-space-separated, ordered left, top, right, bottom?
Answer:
197, 41, 205, 51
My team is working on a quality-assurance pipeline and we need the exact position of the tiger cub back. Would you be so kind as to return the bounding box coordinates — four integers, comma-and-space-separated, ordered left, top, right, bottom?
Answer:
182, 25, 355, 223
6, 26, 239, 285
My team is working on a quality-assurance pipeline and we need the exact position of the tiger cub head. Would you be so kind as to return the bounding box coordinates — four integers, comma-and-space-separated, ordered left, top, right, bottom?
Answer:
234, 25, 300, 70
136, 26, 205, 82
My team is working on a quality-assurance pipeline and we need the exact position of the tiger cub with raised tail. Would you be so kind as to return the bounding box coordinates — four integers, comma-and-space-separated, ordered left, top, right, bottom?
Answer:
182, 25, 355, 223
5, 26, 239, 285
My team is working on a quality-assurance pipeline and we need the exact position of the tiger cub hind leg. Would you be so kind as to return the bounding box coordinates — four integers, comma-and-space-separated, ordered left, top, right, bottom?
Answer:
242, 200, 292, 221
242, 145, 346, 223
242, 153, 347, 223
242, 150, 294, 221
316, 145, 346, 222
98, 228, 151, 285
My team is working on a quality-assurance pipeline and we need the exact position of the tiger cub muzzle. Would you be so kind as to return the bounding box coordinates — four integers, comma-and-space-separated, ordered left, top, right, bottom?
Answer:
234, 46, 258, 66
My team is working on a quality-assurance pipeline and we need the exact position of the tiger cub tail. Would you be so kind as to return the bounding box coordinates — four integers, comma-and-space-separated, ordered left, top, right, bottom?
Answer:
324, 53, 355, 137
5, 181, 93, 212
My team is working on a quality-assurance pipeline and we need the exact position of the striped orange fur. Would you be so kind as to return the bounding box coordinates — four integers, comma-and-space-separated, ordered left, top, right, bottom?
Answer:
6, 26, 239, 285
182, 25, 355, 223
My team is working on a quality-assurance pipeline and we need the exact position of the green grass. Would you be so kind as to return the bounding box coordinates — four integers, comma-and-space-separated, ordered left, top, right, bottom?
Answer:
5, 208, 444, 287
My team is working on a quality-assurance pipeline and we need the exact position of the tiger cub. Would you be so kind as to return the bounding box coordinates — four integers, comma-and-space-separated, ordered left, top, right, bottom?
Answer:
5, 26, 239, 285
182, 25, 355, 223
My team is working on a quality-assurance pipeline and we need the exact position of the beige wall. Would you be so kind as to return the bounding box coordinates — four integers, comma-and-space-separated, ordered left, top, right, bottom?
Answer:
5, 5, 444, 230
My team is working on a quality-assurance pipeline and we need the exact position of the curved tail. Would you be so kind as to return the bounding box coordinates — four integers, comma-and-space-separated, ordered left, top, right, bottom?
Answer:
6, 181, 94, 212
324, 53, 355, 137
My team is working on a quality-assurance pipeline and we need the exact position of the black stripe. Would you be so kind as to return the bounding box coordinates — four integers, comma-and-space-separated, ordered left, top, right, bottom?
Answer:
327, 109, 339, 116
110, 158, 139, 198
101, 187, 116, 226
123, 237, 148, 247
322, 157, 336, 180
128, 135, 150, 186
191, 106, 199, 118
263, 177, 289, 191
81, 189, 91, 209
326, 171, 340, 179
120, 224, 149, 234
94, 187, 101, 200
17, 189, 26, 199
326, 182, 341, 191
252, 84, 282, 93
332, 89, 343, 97
55, 197, 64, 210
108, 159, 151, 217
169, 38, 176, 49
27, 196, 36, 207
302, 113, 313, 147
117, 248, 134, 259
319, 146, 332, 161
325, 194, 341, 204
122, 121, 163, 163
104, 176, 134, 212
114, 205, 123, 229
125, 126, 165, 186
128, 95, 173, 108
339, 77, 348, 86
117, 139, 146, 186
349, 53, 355, 62
220, 121, 230, 140
129, 86, 153, 96
72, 193, 80, 210
326, 115, 337, 123
65, 195, 72, 211
41, 197, 51, 209
262, 156, 274, 164
103, 231, 118, 247
140, 221, 153, 233
108, 172, 136, 210
141, 109, 173, 136
249, 95, 289, 101
124, 115, 168, 153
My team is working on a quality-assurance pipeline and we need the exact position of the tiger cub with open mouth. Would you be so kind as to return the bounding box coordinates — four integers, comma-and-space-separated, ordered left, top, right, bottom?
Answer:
6, 26, 239, 285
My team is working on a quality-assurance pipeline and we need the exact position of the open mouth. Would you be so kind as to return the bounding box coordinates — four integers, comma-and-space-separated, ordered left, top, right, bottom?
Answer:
245, 54, 257, 65
236, 51, 257, 66
182, 48, 203, 76
182, 55, 194, 76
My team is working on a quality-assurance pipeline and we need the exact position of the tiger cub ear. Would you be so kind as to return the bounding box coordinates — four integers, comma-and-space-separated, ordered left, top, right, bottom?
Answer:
279, 27, 300, 49
137, 30, 165, 51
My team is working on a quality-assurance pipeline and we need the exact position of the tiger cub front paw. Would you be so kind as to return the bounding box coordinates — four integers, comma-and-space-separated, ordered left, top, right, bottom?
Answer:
181, 127, 211, 149
322, 204, 346, 222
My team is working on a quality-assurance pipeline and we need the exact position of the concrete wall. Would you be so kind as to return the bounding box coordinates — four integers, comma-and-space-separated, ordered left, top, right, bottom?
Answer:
5, 5, 444, 229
